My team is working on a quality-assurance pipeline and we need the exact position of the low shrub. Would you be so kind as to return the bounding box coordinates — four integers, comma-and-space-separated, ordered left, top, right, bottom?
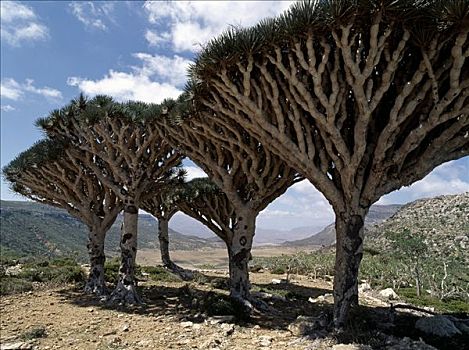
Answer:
141, 266, 181, 282
0, 277, 33, 295
21, 326, 47, 340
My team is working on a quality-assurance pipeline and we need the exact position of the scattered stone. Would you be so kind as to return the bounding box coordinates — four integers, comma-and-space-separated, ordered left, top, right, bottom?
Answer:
415, 315, 461, 337
192, 323, 202, 330
259, 335, 273, 347
379, 288, 399, 300
288, 315, 327, 336
180, 321, 193, 328
358, 282, 372, 292
136, 340, 152, 347
252, 291, 273, 299
208, 315, 235, 324
220, 323, 235, 336
308, 293, 333, 303
87, 308, 94, 313
0, 342, 32, 350
121, 323, 130, 332
102, 330, 117, 337
271, 279, 288, 284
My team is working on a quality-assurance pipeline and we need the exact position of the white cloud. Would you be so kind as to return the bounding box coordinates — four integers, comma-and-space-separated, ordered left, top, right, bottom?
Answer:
133, 53, 191, 87
145, 29, 171, 46
143, 1, 293, 52
0, 79, 23, 100
0, 78, 61, 102
1, 105, 15, 112
69, 2, 115, 31
0, 1, 49, 46
67, 71, 181, 104
23, 79, 62, 100
67, 52, 190, 102
378, 159, 469, 205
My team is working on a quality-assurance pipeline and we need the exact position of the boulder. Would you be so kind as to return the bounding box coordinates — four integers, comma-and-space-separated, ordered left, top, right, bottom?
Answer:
288, 315, 328, 336
308, 293, 333, 304
359, 282, 372, 293
379, 288, 399, 300
0, 342, 33, 350
415, 315, 461, 337
271, 279, 288, 284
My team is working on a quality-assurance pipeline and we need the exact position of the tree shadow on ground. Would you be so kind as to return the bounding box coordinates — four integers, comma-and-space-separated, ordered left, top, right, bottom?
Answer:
56, 274, 469, 350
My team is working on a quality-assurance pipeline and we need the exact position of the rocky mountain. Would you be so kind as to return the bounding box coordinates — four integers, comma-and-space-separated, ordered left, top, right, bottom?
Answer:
283, 204, 402, 247
366, 193, 469, 262
0, 200, 222, 260
170, 214, 325, 244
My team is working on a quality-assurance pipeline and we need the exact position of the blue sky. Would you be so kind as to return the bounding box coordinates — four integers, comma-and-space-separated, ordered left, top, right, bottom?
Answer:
1, 1, 468, 231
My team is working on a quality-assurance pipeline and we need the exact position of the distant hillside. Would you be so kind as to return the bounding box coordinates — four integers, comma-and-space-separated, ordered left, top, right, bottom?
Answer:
0, 200, 222, 260
283, 204, 401, 247
367, 193, 469, 262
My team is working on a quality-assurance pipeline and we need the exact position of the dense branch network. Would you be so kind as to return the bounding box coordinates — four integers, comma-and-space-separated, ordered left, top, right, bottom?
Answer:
3, 140, 122, 294
191, 2, 469, 212
175, 178, 236, 243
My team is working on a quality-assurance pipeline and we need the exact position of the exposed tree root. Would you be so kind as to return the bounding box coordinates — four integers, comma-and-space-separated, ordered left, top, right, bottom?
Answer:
163, 262, 194, 281
108, 282, 143, 306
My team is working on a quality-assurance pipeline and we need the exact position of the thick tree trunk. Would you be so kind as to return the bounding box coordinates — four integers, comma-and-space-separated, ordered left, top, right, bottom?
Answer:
84, 227, 106, 296
158, 217, 172, 267
109, 202, 142, 305
226, 210, 256, 314
333, 208, 367, 329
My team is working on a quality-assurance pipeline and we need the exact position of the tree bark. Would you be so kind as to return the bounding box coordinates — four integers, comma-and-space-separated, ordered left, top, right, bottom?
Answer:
109, 202, 142, 305
158, 217, 172, 268
84, 227, 106, 296
333, 208, 367, 329
226, 210, 256, 313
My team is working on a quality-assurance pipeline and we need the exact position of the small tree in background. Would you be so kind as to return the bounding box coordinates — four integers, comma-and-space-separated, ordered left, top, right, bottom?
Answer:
141, 169, 186, 272
176, 178, 236, 244
37, 96, 182, 304
390, 229, 428, 297
3, 139, 122, 296
189, 0, 469, 327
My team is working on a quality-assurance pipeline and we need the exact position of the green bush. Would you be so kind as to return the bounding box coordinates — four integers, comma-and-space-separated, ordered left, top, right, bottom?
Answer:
104, 257, 121, 285
21, 326, 47, 340
141, 266, 181, 282
271, 267, 286, 274
0, 277, 33, 295
18, 261, 84, 284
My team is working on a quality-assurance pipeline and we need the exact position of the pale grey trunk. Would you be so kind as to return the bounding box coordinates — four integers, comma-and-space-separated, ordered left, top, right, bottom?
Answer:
109, 202, 142, 304
333, 208, 367, 329
84, 227, 106, 296
158, 217, 172, 267
227, 210, 256, 312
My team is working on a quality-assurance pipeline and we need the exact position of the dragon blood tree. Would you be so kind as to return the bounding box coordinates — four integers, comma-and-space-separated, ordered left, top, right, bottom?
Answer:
188, 0, 469, 327
141, 169, 186, 272
158, 99, 303, 311
37, 96, 182, 304
3, 139, 122, 295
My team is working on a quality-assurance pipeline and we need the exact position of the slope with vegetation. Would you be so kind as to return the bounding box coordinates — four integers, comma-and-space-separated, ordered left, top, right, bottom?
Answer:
0, 200, 222, 260
255, 193, 469, 313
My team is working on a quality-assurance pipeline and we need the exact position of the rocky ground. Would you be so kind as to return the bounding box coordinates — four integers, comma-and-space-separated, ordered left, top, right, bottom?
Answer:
1, 271, 468, 350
